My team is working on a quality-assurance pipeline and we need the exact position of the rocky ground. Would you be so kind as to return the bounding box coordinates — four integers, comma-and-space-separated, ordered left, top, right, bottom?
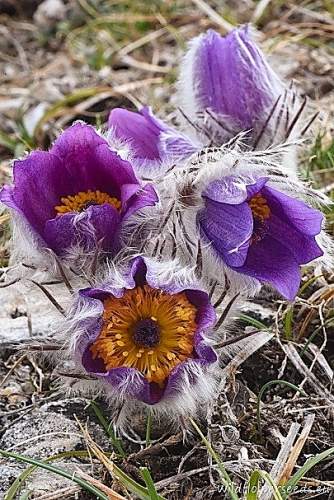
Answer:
0, 1, 333, 499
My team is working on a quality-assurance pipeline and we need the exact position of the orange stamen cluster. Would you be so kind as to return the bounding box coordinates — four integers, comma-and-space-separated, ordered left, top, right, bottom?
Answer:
55, 190, 121, 214
90, 285, 197, 385
248, 193, 271, 221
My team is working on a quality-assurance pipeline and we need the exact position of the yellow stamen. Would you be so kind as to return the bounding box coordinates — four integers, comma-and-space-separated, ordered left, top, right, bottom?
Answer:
248, 193, 271, 221
90, 285, 197, 385
55, 189, 121, 214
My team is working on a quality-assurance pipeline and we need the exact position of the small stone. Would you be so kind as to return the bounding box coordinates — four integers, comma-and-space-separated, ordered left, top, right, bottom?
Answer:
34, 0, 66, 28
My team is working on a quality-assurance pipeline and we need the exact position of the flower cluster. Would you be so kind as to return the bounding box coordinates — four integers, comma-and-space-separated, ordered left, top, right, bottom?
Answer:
1, 26, 330, 420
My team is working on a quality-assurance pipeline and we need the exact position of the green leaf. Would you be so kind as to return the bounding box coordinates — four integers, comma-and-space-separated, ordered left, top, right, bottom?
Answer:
140, 467, 160, 500
239, 314, 269, 331
280, 447, 334, 499
300, 317, 334, 358
145, 410, 152, 448
0, 130, 17, 153
89, 400, 126, 458
0, 450, 108, 500
111, 462, 166, 500
257, 470, 283, 500
5, 450, 90, 500
246, 470, 261, 499
299, 275, 323, 296
283, 305, 294, 340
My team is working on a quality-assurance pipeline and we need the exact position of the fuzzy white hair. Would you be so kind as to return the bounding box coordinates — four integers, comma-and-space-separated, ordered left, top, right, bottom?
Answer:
5, 209, 110, 288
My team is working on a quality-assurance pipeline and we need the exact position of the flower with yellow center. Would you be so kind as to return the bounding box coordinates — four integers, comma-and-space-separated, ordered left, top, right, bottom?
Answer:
76, 257, 217, 405
55, 190, 121, 214
198, 175, 324, 300
0, 121, 158, 258
90, 284, 197, 385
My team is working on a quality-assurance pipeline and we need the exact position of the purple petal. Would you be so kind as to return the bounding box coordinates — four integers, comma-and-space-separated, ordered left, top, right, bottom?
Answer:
74, 298, 104, 357
193, 331, 217, 363
0, 123, 136, 234
161, 131, 198, 162
185, 289, 216, 331
198, 199, 253, 267
204, 176, 269, 205
109, 107, 163, 161
238, 236, 301, 300
203, 177, 249, 204
186, 26, 283, 138
51, 121, 105, 158
83, 353, 162, 404
121, 183, 158, 220
246, 177, 269, 199
106, 368, 164, 405
267, 214, 323, 264
44, 204, 121, 255
83, 344, 217, 405
264, 186, 323, 236
163, 357, 216, 401
50, 123, 139, 198
0, 151, 66, 235
109, 106, 197, 166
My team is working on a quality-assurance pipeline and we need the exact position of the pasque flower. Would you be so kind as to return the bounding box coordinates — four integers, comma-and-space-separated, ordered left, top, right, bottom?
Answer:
0, 122, 158, 256
108, 106, 198, 171
178, 26, 287, 147
198, 176, 324, 300
71, 256, 217, 408
108, 27, 295, 173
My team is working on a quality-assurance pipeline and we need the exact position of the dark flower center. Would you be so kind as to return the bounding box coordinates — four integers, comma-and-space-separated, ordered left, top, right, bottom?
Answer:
133, 318, 160, 347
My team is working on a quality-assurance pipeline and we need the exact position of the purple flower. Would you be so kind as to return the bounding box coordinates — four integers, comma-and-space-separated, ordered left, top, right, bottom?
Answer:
198, 176, 324, 300
0, 122, 158, 256
108, 106, 198, 170
73, 256, 217, 405
179, 26, 284, 145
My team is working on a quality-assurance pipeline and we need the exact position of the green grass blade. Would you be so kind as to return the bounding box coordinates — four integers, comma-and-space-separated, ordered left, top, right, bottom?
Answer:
239, 314, 269, 330
111, 462, 166, 500
299, 275, 323, 295
5, 450, 90, 500
246, 470, 261, 499
33, 87, 111, 137
145, 410, 152, 448
89, 400, 126, 458
283, 305, 294, 340
0, 450, 108, 500
257, 470, 284, 500
140, 467, 160, 500
190, 418, 239, 500
257, 381, 306, 436
300, 317, 334, 358
280, 447, 334, 499
0, 130, 17, 152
